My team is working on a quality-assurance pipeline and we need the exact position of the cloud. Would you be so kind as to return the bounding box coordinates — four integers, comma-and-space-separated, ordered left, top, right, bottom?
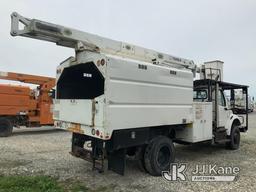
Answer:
0, 0, 255, 95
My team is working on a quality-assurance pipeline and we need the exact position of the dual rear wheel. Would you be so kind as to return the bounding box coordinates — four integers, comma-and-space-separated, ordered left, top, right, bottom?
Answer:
138, 136, 175, 176
0, 117, 13, 137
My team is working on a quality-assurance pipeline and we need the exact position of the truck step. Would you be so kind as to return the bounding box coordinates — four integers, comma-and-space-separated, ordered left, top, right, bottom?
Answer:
215, 126, 226, 132
215, 138, 230, 144
214, 127, 228, 142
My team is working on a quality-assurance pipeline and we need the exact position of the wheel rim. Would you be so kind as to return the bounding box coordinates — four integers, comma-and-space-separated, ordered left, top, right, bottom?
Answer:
157, 145, 171, 168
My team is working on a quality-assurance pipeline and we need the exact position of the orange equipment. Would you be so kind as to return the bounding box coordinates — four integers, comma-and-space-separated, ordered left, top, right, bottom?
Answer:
0, 71, 55, 136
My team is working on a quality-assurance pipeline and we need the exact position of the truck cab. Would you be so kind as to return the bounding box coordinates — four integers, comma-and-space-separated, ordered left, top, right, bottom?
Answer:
193, 87, 232, 128
193, 79, 248, 143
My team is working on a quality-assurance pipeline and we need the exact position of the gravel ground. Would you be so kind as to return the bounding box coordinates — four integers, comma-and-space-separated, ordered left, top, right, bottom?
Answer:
1, 112, 256, 192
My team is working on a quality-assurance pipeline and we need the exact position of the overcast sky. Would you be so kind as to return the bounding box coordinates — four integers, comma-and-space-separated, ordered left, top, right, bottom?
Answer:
0, 0, 255, 96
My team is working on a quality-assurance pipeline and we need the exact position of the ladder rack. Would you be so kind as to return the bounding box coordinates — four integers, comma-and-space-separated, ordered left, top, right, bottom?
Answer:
11, 12, 196, 71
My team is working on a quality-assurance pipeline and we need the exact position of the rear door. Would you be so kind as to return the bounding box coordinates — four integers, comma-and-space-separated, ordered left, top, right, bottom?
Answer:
53, 99, 93, 126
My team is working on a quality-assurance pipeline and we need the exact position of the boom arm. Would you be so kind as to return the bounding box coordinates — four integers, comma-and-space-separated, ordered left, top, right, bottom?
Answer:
11, 12, 196, 72
0, 71, 55, 91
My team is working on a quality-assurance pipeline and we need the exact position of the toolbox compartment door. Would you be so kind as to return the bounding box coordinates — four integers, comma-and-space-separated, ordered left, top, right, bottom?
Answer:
53, 99, 93, 126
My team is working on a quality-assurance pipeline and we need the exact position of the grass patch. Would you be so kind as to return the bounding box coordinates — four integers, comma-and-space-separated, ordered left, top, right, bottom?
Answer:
0, 176, 63, 192
0, 176, 116, 192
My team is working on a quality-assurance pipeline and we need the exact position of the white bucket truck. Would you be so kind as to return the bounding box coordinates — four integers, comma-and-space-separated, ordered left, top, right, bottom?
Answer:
11, 12, 249, 176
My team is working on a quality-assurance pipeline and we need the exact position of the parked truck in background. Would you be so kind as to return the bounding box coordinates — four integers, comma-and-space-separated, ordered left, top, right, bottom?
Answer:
0, 71, 55, 136
232, 90, 254, 113
11, 12, 249, 176
249, 97, 255, 112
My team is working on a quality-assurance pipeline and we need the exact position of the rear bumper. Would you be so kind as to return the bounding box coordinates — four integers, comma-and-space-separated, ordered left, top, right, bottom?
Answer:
54, 120, 110, 140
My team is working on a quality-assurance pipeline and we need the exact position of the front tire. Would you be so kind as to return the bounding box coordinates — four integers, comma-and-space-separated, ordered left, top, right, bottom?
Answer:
144, 136, 175, 176
226, 126, 240, 150
0, 117, 13, 137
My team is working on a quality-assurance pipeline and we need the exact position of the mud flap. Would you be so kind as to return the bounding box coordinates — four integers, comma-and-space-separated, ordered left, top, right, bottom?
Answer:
108, 148, 126, 175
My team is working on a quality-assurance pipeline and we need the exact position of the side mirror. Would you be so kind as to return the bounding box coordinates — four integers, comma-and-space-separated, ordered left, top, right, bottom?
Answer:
224, 107, 228, 111
49, 89, 56, 99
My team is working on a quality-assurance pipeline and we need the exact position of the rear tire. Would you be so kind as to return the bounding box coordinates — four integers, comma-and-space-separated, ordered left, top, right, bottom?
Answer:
136, 146, 147, 172
226, 126, 240, 150
144, 136, 175, 176
0, 117, 13, 137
